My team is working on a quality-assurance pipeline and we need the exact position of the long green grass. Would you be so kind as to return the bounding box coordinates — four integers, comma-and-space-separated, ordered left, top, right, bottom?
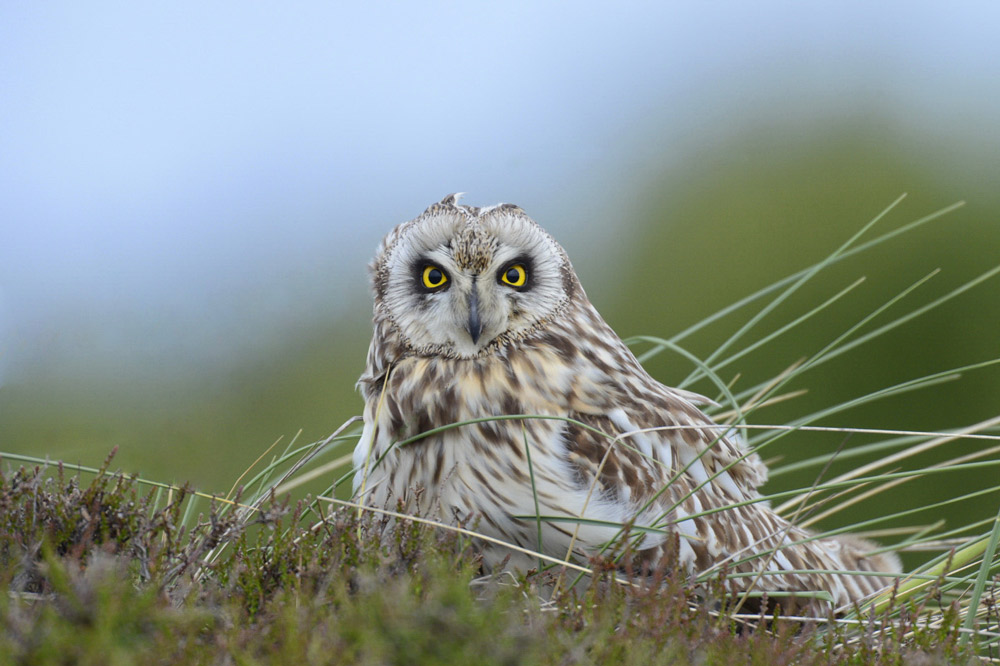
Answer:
3, 197, 999, 664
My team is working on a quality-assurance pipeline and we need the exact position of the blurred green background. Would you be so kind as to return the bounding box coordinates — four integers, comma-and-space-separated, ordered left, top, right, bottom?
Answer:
2, 4, 1000, 567
6, 120, 1000, 533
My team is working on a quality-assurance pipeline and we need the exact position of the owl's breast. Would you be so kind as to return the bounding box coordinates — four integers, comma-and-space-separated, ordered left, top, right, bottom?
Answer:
386, 350, 577, 436
356, 342, 707, 571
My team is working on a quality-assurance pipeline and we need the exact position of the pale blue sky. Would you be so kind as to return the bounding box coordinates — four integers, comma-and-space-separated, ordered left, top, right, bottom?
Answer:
2, 2, 998, 384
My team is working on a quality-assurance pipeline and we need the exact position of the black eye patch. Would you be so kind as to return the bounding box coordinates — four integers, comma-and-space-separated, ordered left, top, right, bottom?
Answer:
413, 259, 450, 293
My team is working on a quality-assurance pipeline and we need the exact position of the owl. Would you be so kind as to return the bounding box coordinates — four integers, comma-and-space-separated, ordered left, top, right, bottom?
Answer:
352, 195, 900, 615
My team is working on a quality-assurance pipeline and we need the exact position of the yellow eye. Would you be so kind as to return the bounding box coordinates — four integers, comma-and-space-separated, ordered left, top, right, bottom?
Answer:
500, 263, 527, 287
421, 265, 448, 289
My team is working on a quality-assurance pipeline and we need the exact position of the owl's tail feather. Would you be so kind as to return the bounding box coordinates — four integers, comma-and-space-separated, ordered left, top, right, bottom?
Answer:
824, 533, 903, 598
741, 530, 903, 616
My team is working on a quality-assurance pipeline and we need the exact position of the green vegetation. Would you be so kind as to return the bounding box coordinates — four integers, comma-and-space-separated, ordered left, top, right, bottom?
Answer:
0, 451, 990, 665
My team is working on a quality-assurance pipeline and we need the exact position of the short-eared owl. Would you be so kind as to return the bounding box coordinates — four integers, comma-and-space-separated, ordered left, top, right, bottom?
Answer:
353, 195, 900, 614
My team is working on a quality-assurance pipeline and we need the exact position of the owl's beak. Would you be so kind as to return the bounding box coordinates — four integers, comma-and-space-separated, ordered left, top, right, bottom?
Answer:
466, 289, 483, 344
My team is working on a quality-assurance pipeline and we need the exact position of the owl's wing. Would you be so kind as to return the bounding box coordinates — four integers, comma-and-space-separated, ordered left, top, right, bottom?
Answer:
555, 391, 899, 611
549, 397, 774, 578
515, 318, 776, 563
526, 307, 768, 496
556, 356, 769, 504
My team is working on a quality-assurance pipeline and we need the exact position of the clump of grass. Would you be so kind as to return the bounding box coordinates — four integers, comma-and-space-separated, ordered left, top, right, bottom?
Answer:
2, 457, 982, 664
0, 457, 536, 663
3, 196, 999, 663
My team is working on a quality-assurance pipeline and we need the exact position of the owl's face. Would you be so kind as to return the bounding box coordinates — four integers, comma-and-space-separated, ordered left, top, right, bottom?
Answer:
371, 198, 577, 358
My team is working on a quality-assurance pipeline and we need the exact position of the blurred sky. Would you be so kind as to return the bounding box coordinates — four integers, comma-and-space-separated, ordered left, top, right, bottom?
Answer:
2, 1, 999, 387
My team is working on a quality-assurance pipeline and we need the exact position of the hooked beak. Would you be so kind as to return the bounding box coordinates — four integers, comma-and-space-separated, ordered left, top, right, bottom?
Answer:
466, 289, 483, 344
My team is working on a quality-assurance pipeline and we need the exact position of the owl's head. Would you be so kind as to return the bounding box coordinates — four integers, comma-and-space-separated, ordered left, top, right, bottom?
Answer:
370, 195, 579, 358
